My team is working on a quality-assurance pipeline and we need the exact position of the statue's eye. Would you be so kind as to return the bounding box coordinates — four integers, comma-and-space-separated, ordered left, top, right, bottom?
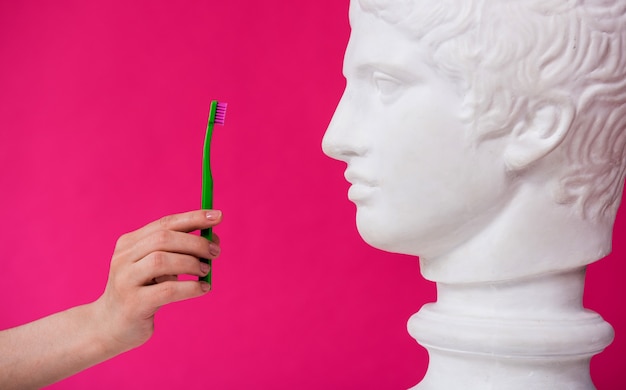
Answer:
373, 72, 403, 102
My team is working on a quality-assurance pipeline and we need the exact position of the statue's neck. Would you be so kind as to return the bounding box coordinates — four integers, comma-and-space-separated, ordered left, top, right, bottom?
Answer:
436, 267, 585, 318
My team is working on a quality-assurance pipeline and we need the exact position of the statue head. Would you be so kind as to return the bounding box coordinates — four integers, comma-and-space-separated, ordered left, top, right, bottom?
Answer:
322, 0, 626, 282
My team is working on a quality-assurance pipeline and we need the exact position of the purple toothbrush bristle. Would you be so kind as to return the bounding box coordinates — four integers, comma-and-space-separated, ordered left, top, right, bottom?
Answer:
215, 102, 228, 125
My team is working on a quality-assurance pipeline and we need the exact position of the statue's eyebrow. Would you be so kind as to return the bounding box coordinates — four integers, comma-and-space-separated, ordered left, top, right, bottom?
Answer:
352, 62, 421, 84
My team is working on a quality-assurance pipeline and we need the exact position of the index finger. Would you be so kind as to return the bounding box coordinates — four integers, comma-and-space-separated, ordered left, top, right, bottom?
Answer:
126, 210, 223, 244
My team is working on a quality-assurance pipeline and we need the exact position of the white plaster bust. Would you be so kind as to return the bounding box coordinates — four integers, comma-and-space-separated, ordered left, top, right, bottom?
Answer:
322, 1, 626, 388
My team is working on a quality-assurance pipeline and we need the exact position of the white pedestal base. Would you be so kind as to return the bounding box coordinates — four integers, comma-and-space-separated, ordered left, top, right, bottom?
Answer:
407, 268, 614, 389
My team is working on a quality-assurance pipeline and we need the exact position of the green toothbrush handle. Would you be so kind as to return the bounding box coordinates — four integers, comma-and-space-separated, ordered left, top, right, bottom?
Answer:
200, 155, 213, 285
200, 113, 214, 285
199, 227, 212, 285
200, 99, 226, 287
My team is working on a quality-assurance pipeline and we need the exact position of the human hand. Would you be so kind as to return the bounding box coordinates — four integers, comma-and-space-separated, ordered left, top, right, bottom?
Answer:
92, 209, 222, 353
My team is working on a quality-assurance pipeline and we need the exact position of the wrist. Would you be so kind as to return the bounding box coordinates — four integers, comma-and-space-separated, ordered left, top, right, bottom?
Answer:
87, 298, 134, 358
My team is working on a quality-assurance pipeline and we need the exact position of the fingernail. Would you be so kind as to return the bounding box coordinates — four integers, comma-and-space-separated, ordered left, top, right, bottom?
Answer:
206, 210, 222, 220
209, 243, 221, 257
200, 262, 210, 274
201, 281, 211, 292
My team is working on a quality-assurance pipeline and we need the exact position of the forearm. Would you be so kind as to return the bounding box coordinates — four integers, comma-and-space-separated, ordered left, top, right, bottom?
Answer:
0, 302, 122, 389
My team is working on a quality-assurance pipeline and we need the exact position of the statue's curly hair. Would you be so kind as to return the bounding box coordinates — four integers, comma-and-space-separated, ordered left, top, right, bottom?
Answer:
354, 0, 626, 220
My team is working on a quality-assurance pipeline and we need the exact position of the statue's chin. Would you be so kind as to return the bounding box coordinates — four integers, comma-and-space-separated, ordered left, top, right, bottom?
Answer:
355, 217, 419, 256
355, 219, 393, 250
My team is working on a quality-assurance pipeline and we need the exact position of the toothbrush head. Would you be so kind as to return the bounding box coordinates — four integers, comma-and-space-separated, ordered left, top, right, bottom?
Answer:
211, 101, 228, 126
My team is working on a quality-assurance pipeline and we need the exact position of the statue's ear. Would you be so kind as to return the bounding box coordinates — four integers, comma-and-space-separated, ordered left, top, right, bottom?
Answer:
503, 102, 574, 171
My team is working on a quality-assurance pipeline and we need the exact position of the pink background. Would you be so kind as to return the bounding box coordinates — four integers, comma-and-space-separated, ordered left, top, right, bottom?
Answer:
0, 1, 624, 388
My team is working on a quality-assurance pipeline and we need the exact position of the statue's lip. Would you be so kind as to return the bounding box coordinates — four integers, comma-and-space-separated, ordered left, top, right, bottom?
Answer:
344, 169, 378, 187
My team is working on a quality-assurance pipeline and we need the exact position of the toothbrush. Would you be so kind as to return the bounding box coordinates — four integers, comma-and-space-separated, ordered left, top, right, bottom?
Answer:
200, 100, 227, 286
